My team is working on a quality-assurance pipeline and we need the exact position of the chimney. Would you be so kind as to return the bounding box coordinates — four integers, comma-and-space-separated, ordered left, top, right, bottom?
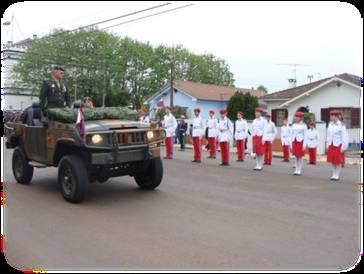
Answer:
288, 78, 297, 88
33, 34, 37, 39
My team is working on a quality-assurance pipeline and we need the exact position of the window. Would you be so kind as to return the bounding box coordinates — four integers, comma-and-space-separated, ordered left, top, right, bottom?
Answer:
272, 109, 288, 126
321, 107, 360, 128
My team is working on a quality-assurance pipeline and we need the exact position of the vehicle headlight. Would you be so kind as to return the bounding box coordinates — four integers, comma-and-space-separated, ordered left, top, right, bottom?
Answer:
147, 131, 154, 139
91, 134, 103, 144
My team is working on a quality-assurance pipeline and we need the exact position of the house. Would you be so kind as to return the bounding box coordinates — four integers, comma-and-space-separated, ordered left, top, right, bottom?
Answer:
261, 73, 362, 153
1, 37, 37, 110
145, 80, 266, 119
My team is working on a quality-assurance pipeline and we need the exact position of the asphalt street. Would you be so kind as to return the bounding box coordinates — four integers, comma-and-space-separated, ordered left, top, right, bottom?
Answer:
3, 147, 361, 271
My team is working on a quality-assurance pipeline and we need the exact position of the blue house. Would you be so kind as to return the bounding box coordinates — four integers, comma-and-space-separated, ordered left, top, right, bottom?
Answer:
145, 80, 266, 119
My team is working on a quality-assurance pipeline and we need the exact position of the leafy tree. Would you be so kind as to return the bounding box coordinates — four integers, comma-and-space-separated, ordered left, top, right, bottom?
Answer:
12, 29, 235, 109
227, 92, 259, 121
256, 85, 268, 94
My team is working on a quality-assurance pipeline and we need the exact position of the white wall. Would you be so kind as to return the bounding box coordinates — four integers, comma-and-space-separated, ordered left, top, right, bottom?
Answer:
285, 81, 361, 123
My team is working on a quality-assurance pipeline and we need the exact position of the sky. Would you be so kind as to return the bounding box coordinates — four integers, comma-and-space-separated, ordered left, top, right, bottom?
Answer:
1, 1, 362, 93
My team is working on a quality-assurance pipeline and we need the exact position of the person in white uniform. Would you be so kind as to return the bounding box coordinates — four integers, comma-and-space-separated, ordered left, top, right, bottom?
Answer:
162, 106, 177, 159
306, 120, 320, 165
281, 118, 291, 162
207, 110, 218, 159
217, 108, 233, 166
262, 113, 277, 165
192, 108, 204, 163
252, 107, 265, 170
326, 109, 349, 181
234, 111, 248, 162
290, 112, 307, 175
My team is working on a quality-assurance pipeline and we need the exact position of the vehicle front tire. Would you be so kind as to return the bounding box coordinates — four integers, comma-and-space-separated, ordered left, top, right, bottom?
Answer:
58, 155, 88, 203
134, 157, 163, 190
12, 147, 34, 184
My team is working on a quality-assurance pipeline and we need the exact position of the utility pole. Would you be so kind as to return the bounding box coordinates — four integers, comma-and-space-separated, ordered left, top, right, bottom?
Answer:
74, 84, 77, 102
102, 67, 106, 107
170, 60, 174, 108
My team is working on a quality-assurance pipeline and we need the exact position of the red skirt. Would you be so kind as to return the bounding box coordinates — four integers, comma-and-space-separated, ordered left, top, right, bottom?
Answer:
327, 144, 343, 164
253, 136, 264, 155
292, 139, 304, 157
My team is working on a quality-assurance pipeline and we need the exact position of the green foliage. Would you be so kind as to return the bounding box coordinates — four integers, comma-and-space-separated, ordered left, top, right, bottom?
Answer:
227, 92, 259, 121
12, 29, 235, 109
304, 112, 316, 125
155, 105, 187, 121
256, 85, 268, 93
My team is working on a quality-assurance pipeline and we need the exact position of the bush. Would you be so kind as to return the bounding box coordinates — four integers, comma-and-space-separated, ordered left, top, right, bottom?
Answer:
227, 91, 258, 121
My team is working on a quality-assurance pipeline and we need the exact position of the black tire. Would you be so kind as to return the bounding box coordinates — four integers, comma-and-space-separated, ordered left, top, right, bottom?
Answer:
12, 147, 34, 184
58, 155, 88, 203
134, 157, 163, 190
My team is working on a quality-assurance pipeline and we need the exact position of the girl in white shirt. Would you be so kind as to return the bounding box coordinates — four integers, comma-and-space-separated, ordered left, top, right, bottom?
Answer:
162, 107, 177, 159
217, 108, 233, 166
326, 110, 349, 181
262, 113, 277, 165
306, 120, 320, 165
192, 108, 204, 163
234, 111, 248, 162
207, 110, 218, 159
280, 118, 291, 162
252, 107, 265, 171
290, 112, 307, 175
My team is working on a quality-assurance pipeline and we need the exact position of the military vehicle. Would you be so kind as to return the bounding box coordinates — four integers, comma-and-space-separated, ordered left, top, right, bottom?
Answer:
5, 103, 165, 203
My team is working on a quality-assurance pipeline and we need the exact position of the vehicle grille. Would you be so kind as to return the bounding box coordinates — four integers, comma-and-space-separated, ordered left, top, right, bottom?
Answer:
117, 131, 147, 146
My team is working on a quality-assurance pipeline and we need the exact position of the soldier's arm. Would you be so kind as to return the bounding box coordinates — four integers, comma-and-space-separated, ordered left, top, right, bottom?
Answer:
64, 89, 70, 107
39, 81, 48, 109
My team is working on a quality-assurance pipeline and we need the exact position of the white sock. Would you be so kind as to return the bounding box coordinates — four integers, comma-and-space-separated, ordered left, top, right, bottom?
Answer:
255, 155, 259, 168
298, 158, 303, 173
294, 158, 298, 173
335, 165, 341, 179
331, 165, 336, 178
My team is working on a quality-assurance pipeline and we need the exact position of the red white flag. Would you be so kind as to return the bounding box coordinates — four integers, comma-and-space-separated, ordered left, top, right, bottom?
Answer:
75, 105, 86, 138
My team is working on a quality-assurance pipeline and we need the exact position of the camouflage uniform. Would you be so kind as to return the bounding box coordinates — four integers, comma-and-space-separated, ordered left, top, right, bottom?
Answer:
39, 79, 70, 110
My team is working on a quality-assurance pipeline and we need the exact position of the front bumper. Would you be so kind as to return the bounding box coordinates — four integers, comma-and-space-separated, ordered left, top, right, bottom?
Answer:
90, 145, 160, 165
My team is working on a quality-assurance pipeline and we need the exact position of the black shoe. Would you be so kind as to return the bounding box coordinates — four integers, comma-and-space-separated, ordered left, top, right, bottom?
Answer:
219, 163, 229, 166
236, 159, 244, 162
192, 160, 201, 163
253, 168, 263, 171
163, 156, 172, 159
282, 160, 289, 162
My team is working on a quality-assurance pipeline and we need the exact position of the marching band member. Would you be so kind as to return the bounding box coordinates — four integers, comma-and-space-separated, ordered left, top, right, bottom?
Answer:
338, 113, 348, 168
281, 118, 291, 162
234, 111, 248, 162
262, 113, 277, 165
217, 108, 233, 166
326, 110, 349, 181
306, 120, 320, 165
290, 112, 307, 175
252, 107, 265, 170
207, 110, 218, 159
162, 106, 177, 159
192, 108, 204, 163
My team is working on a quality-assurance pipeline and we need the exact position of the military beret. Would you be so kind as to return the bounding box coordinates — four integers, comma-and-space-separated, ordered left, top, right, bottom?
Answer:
165, 106, 172, 111
209, 110, 215, 114
295, 111, 304, 117
220, 108, 227, 114
265, 113, 271, 118
53, 65, 64, 71
194, 108, 200, 113
330, 109, 341, 115
238, 111, 244, 116
255, 107, 264, 113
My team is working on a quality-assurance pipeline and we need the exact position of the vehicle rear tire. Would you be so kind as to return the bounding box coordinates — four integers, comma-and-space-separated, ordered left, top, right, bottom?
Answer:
134, 157, 163, 190
12, 147, 34, 184
58, 155, 88, 203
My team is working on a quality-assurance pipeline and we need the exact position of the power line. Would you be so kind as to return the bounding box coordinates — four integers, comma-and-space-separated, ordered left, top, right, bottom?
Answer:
101, 3, 194, 30
72, 3, 171, 31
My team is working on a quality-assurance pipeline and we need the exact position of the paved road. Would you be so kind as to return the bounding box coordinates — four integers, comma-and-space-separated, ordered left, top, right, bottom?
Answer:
3, 147, 361, 271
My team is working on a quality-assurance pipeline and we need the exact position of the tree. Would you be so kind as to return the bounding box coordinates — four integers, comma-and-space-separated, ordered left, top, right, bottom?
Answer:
227, 92, 259, 121
12, 29, 235, 108
256, 85, 268, 94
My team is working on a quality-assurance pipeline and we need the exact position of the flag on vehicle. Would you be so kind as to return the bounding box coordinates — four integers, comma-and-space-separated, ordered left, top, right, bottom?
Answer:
75, 105, 86, 138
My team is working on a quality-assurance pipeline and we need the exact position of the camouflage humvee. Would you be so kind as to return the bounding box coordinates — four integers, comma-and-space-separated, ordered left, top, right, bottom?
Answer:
5, 103, 165, 203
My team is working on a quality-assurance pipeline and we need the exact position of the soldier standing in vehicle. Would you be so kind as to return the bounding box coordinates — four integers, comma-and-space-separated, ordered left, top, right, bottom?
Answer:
39, 66, 70, 111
